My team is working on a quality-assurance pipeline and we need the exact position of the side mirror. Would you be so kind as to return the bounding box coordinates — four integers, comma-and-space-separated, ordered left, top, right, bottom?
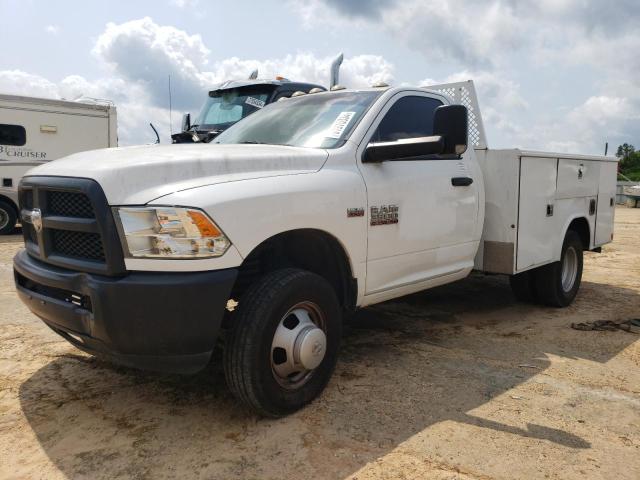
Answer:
433, 104, 468, 155
181, 113, 191, 132
363, 136, 444, 163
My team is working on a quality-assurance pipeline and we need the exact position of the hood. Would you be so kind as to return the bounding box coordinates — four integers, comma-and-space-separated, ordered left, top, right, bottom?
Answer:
27, 144, 328, 204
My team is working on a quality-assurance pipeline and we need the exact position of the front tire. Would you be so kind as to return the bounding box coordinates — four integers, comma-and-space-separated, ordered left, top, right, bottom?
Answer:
0, 200, 17, 235
533, 230, 584, 307
224, 268, 341, 417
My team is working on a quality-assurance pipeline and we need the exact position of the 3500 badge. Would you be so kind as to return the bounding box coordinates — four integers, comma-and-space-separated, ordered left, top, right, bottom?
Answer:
370, 205, 399, 226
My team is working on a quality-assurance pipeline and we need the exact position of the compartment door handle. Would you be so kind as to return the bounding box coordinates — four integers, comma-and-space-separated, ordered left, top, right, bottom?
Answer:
451, 177, 473, 187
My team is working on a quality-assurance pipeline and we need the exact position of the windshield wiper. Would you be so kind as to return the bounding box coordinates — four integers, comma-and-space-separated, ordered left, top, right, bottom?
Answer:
238, 140, 267, 144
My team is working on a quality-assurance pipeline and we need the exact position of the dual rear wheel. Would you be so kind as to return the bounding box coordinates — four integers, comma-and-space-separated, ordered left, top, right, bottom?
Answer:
509, 230, 584, 307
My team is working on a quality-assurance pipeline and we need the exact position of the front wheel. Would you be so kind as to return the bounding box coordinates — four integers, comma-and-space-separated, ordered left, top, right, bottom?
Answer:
534, 230, 584, 307
223, 268, 341, 417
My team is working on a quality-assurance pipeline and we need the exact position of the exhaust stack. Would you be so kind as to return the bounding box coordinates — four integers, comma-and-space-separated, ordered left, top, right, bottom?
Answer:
330, 53, 343, 89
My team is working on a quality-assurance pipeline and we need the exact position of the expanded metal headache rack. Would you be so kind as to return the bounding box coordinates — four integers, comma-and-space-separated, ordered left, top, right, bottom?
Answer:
425, 80, 488, 150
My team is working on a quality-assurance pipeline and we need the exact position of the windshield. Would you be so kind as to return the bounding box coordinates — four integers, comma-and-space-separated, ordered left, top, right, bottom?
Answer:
214, 91, 381, 149
193, 86, 275, 130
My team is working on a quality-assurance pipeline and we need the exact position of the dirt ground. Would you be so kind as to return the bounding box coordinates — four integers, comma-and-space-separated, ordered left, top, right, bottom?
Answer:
0, 208, 639, 480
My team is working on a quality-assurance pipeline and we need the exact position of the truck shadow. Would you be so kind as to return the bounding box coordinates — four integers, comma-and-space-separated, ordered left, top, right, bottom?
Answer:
18, 275, 639, 479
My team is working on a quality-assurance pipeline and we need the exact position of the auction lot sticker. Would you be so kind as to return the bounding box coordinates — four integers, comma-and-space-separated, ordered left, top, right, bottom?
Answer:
326, 111, 356, 138
245, 97, 266, 109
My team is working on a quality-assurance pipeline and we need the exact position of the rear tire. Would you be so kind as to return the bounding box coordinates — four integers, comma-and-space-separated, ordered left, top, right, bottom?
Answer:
0, 201, 17, 235
223, 268, 341, 417
533, 230, 583, 307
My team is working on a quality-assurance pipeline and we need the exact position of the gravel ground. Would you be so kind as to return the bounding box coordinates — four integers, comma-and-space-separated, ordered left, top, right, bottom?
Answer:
0, 207, 639, 480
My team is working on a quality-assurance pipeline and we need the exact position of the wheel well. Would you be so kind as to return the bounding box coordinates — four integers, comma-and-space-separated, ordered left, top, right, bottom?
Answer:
231, 229, 357, 311
0, 194, 18, 215
568, 217, 590, 250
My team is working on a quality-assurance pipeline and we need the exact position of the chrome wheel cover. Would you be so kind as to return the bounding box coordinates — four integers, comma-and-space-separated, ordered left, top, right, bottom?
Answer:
270, 301, 327, 390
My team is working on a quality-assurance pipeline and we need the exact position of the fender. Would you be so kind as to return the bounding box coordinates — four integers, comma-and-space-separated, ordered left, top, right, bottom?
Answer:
147, 162, 368, 292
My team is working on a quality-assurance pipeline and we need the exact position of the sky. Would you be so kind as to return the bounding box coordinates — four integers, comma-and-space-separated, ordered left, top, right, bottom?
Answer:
1, 0, 638, 154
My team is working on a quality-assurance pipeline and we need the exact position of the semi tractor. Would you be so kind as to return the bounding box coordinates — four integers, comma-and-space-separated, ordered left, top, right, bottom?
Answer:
171, 54, 344, 143
0, 94, 117, 234
13, 81, 617, 417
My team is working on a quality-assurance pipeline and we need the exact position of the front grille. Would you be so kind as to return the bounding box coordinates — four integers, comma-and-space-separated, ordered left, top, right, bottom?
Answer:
23, 190, 34, 210
51, 229, 105, 261
18, 177, 126, 276
48, 191, 94, 218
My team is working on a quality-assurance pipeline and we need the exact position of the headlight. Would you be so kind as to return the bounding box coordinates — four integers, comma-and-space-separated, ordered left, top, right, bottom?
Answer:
113, 206, 231, 258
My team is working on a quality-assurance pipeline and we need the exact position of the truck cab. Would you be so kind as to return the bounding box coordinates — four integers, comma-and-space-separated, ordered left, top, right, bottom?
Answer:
171, 78, 326, 143
13, 82, 617, 417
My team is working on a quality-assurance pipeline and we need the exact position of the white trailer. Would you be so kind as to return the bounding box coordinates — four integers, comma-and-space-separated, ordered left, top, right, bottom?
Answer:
0, 94, 117, 233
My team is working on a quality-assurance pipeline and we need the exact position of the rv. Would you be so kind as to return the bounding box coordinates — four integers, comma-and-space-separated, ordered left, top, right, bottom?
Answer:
0, 94, 117, 233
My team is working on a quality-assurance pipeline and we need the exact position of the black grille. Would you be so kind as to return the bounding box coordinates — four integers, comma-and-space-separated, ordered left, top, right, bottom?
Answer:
48, 191, 95, 218
19, 176, 126, 276
51, 229, 105, 261
23, 190, 34, 210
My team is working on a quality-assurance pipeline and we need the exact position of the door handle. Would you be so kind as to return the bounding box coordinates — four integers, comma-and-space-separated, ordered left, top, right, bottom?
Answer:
451, 177, 473, 187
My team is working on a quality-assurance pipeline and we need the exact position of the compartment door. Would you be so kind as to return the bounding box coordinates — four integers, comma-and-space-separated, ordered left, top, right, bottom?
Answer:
594, 162, 617, 246
517, 156, 558, 271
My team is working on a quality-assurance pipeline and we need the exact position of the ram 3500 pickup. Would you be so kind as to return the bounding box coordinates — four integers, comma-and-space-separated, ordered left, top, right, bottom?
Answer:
13, 81, 617, 417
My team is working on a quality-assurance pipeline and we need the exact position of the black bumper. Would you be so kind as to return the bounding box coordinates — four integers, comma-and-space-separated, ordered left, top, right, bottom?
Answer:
14, 250, 237, 374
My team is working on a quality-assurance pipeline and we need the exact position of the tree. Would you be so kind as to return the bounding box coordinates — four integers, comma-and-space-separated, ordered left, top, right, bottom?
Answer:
617, 143, 640, 181
616, 143, 635, 162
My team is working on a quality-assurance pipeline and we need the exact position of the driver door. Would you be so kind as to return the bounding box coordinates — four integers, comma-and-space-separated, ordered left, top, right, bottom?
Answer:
357, 92, 479, 295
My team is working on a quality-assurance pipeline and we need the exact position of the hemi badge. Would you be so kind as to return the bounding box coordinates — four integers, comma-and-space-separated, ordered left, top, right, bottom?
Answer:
347, 207, 365, 218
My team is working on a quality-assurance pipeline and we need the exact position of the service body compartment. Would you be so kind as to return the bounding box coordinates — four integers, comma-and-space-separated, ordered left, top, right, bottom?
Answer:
475, 149, 617, 275
517, 156, 558, 270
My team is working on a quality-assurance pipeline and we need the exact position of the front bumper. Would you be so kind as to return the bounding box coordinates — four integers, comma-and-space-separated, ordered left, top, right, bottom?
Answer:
13, 249, 237, 374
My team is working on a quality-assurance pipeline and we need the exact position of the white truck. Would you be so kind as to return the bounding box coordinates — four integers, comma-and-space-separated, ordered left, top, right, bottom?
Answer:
0, 94, 117, 233
13, 81, 617, 417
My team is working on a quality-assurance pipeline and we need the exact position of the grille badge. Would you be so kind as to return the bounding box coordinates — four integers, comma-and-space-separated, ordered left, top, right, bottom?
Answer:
23, 208, 43, 233
31, 209, 43, 232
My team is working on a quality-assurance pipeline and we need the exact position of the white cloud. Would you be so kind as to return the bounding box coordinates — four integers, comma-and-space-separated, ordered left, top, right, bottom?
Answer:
1, 17, 394, 145
45, 25, 60, 35
295, 0, 640, 153
170, 0, 199, 7
0, 70, 59, 98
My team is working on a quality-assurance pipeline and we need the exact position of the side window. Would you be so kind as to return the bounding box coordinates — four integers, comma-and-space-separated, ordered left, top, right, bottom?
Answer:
0, 124, 27, 146
372, 96, 442, 143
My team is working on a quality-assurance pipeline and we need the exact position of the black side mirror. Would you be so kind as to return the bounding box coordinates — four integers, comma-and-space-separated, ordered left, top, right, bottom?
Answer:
363, 136, 444, 163
181, 113, 191, 132
433, 104, 468, 155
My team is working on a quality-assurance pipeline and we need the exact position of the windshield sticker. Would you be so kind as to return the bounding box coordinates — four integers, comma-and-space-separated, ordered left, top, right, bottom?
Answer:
245, 97, 266, 109
325, 111, 356, 139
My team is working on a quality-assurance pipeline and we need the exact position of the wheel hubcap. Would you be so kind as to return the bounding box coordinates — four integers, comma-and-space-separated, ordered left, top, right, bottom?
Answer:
561, 246, 578, 292
271, 302, 327, 389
